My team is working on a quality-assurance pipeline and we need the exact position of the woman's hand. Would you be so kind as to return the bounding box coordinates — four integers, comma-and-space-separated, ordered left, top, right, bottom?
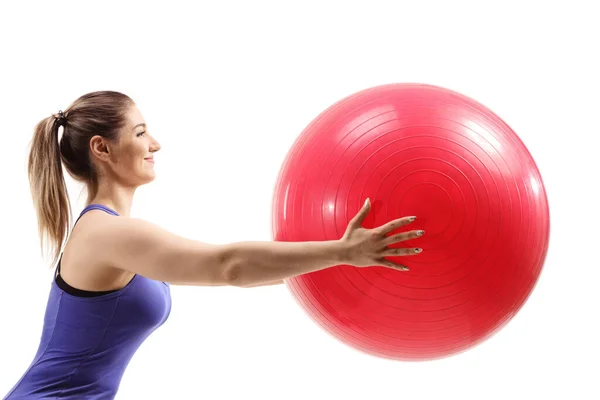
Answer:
340, 198, 424, 271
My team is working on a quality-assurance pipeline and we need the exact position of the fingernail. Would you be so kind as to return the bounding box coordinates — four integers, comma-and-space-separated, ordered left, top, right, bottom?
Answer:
408, 216, 416, 221
417, 230, 425, 236
401, 266, 409, 271
364, 198, 370, 207
414, 248, 422, 253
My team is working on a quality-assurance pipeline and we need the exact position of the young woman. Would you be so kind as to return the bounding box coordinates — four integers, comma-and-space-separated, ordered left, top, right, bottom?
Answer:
4, 91, 423, 399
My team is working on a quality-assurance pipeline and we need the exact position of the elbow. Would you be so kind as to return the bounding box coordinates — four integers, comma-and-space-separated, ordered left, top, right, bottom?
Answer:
222, 262, 246, 287
217, 244, 261, 288
220, 252, 252, 287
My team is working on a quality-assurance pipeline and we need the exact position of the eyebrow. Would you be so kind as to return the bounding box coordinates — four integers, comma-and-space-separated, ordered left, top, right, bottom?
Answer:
132, 123, 146, 130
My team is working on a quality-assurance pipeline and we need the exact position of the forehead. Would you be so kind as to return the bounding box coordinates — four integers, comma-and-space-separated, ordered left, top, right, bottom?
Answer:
126, 105, 146, 128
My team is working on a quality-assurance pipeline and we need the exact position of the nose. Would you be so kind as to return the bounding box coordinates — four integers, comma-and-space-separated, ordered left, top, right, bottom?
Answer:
150, 137, 161, 153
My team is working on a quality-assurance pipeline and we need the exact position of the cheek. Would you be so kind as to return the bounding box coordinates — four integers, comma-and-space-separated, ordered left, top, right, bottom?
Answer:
123, 143, 145, 160
114, 145, 142, 170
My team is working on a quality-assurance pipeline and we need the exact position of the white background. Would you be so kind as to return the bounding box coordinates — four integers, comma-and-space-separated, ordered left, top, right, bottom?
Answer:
1, 1, 598, 399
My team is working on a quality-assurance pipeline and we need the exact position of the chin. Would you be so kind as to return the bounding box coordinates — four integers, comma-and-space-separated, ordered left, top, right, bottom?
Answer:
139, 173, 156, 185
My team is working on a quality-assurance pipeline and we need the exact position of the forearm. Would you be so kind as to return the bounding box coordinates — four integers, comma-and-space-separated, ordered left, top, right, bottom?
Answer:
223, 240, 346, 288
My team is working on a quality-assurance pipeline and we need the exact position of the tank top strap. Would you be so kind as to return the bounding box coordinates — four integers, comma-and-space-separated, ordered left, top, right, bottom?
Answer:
71, 203, 119, 227
78, 204, 120, 219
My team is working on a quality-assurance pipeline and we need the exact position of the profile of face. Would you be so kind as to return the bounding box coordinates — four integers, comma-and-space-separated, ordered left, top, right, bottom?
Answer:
90, 105, 161, 188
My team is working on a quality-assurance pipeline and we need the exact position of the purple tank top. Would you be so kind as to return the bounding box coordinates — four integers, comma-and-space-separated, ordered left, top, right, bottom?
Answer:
4, 205, 172, 399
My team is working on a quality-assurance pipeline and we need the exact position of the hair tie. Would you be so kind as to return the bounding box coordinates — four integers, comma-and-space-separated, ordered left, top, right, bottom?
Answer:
55, 110, 67, 127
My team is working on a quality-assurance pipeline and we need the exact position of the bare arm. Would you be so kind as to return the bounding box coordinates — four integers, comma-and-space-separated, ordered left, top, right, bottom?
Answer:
90, 215, 346, 286
220, 240, 346, 287
91, 199, 422, 287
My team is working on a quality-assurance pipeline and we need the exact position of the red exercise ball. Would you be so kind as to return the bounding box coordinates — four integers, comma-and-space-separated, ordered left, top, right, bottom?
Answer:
271, 83, 550, 361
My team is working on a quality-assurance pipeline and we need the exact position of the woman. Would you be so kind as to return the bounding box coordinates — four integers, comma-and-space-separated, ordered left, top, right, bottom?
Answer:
5, 91, 424, 399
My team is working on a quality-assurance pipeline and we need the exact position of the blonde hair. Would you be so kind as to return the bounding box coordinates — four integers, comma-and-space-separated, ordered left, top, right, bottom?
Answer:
28, 91, 134, 267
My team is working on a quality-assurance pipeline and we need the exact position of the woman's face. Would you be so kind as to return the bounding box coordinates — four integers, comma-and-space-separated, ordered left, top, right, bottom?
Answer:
93, 105, 161, 187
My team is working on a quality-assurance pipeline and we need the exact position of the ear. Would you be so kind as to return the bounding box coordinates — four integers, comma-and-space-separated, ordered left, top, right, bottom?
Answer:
89, 135, 112, 162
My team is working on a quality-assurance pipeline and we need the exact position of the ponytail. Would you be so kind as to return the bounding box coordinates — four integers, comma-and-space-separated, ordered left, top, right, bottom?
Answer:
27, 91, 134, 267
28, 114, 72, 268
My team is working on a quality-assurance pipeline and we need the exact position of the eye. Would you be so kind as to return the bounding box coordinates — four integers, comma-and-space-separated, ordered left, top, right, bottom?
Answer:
137, 131, 147, 137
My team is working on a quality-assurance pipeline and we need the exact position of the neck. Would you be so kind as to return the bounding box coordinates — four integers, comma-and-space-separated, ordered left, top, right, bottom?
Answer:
88, 182, 136, 217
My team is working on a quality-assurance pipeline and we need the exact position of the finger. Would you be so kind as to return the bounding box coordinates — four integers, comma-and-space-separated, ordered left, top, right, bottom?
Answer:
348, 198, 371, 230
381, 247, 423, 257
378, 259, 409, 271
383, 230, 425, 246
375, 215, 417, 235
